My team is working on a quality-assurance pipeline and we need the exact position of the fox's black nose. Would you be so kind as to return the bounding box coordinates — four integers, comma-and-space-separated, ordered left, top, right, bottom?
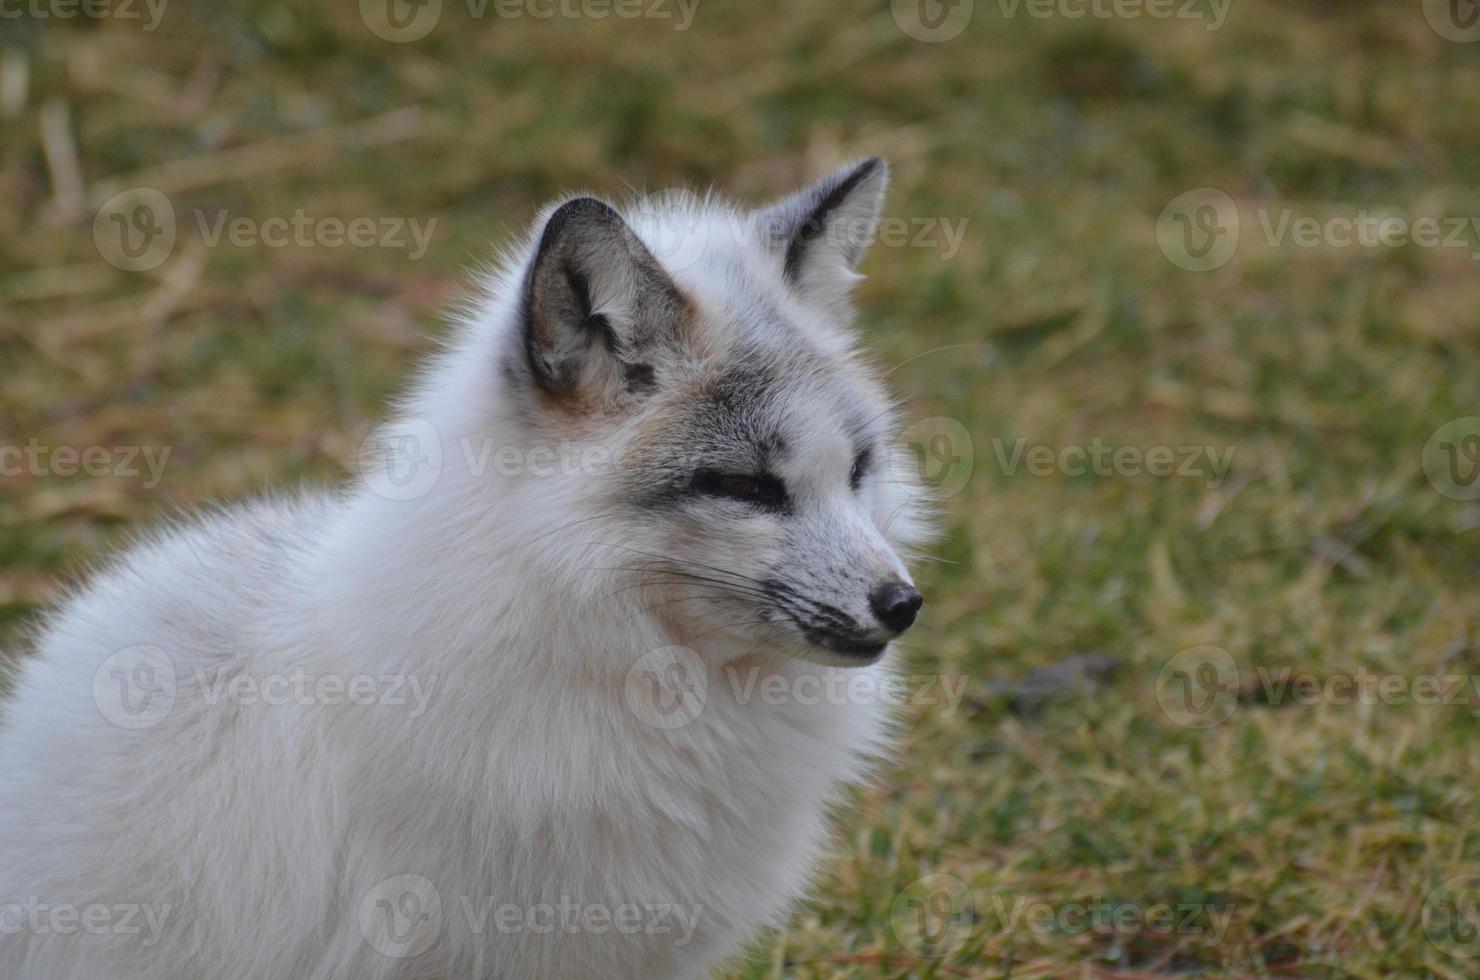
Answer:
869, 581, 923, 634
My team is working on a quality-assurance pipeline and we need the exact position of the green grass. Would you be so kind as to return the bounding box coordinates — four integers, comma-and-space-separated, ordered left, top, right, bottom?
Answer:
4, 0, 1480, 975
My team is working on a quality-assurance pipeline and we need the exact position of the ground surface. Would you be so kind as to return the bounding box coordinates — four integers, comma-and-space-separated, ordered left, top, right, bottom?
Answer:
3, 1, 1480, 976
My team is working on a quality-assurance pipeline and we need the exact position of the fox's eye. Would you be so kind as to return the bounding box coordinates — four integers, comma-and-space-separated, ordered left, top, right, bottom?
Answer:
849, 448, 873, 490
691, 468, 789, 512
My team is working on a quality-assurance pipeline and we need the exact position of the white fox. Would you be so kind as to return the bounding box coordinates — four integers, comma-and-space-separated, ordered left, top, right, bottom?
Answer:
0, 159, 932, 980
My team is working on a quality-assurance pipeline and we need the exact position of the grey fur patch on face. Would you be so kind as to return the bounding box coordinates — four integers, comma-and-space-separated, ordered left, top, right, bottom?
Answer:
623, 338, 877, 503
622, 362, 658, 394
614, 320, 911, 663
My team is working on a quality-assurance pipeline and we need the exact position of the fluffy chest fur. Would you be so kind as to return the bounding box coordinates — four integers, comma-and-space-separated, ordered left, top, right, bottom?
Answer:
298, 491, 898, 978
0, 493, 893, 980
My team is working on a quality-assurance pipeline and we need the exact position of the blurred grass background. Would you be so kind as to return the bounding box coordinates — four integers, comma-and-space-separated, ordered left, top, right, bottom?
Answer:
4, 0, 1480, 975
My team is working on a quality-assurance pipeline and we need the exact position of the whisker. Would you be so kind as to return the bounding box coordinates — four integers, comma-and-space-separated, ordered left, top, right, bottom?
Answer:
596, 577, 768, 607
616, 592, 763, 626
687, 615, 785, 643
603, 568, 777, 603
522, 511, 629, 551
885, 343, 991, 377
583, 543, 776, 589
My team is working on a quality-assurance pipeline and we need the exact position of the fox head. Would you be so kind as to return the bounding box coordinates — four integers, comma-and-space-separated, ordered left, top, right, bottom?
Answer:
373, 159, 933, 668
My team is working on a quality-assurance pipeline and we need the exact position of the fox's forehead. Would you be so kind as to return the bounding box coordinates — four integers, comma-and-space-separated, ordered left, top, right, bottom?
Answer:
631, 333, 891, 482
682, 264, 888, 448
614, 193, 893, 472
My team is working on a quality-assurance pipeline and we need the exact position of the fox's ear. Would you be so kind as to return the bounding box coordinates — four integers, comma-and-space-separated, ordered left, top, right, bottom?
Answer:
521, 197, 689, 408
755, 158, 889, 313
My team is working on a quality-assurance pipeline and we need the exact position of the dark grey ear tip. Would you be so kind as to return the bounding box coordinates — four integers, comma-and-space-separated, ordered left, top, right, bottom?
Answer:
520, 191, 684, 402
540, 196, 623, 243
839, 157, 888, 196
778, 157, 891, 282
